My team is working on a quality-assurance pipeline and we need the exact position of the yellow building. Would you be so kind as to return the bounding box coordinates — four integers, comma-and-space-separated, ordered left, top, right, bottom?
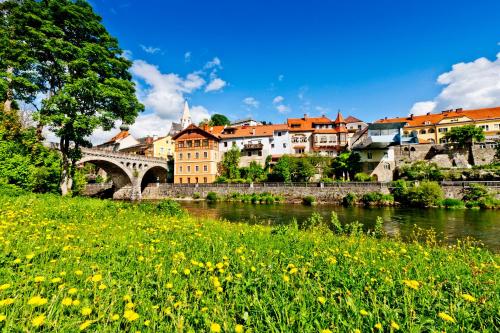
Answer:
152, 135, 175, 159
376, 107, 500, 143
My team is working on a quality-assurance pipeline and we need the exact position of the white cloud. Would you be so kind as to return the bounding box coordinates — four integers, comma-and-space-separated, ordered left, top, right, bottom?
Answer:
276, 104, 291, 114
272, 95, 284, 104
410, 101, 437, 116
204, 57, 222, 70
205, 78, 227, 92
411, 52, 500, 115
315, 106, 330, 114
122, 50, 133, 60
140, 45, 161, 54
184, 51, 192, 62
243, 97, 259, 108
190, 105, 210, 124
183, 73, 205, 91
278, 74, 284, 81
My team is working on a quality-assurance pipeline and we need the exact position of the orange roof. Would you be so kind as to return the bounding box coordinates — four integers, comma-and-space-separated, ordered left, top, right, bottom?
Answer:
334, 111, 346, 124
287, 116, 332, 132
219, 124, 288, 138
313, 128, 348, 134
345, 115, 363, 123
104, 130, 130, 144
376, 106, 500, 127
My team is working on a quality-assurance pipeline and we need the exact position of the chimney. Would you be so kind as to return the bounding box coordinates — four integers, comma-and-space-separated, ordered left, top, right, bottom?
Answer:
252, 128, 256, 135
303, 113, 308, 119
145, 136, 153, 144
202, 123, 209, 131
410, 114, 414, 120
426, 112, 431, 115
456, 108, 463, 112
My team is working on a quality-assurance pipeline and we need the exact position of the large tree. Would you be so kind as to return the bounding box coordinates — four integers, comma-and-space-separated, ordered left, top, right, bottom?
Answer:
330, 152, 361, 180
2, 0, 143, 195
220, 144, 241, 179
210, 114, 230, 126
444, 125, 485, 165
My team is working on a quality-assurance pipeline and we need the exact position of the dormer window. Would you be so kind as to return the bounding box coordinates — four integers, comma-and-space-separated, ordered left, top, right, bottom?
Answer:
424, 121, 431, 125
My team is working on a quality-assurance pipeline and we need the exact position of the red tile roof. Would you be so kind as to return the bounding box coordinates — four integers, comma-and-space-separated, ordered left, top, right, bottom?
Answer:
345, 115, 363, 123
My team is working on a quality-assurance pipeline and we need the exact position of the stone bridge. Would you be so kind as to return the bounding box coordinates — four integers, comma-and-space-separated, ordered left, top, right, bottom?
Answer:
78, 147, 169, 200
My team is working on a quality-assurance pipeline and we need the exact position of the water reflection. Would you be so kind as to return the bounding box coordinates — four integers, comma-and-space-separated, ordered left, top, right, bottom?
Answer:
180, 201, 500, 252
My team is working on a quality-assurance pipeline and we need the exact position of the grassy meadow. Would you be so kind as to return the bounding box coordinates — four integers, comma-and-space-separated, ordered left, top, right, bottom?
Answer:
0, 187, 498, 332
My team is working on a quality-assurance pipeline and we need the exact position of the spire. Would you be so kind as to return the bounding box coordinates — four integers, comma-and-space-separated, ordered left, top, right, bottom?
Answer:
334, 110, 346, 124
181, 101, 192, 129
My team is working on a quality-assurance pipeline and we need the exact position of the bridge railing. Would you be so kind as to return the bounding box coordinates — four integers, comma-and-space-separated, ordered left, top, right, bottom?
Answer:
79, 147, 168, 163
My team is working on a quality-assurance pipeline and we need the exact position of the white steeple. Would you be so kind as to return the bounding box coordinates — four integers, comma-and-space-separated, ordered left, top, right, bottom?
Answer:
180, 101, 192, 129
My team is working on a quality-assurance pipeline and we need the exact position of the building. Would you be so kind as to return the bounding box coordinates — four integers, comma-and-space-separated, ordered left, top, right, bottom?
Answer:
96, 125, 140, 151
219, 124, 290, 167
230, 118, 263, 127
152, 136, 175, 159
286, 112, 349, 156
172, 124, 222, 184
351, 122, 419, 181
345, 115, 368, 137
376, 106, 500, 144
180, 101, 192, 129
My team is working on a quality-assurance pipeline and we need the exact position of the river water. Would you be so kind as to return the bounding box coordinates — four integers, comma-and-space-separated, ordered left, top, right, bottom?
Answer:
179, 201, 500, 252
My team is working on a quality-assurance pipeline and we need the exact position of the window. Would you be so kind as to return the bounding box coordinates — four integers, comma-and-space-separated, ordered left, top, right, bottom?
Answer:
384, 163, 391, 170
179, 166, 182, 172
204, 151, 208, 158
271, 143, 275, 148
277, 132, 282, 136
195, 165, 199, 172
195, 177, 199, 183
424, 121, 431, 125
203, 139, 209, 147
494, 124, 500, 129
439, 138, 447, 143
438, 127, 448, 133
179, 178, 182, 184
283, 143, 287, 148
258, 151, 262, 156
420, 129, 427, 134
247, 151, 252, 156
160, 147, 164, 154
320, 136, 327, 143
479, 125, 489, 131
295, 148, 305, 154
187, 177, 191, 184
187, 165, 191, 172
203, 165, 208, 172
203, 177, 207, 183
186, 140, 193, 148
179, 153, 183, 160
178, 142, 184, 148
224, 142, 228, 147
367, 152, 373, 159
187, 152, 191, 159
428, 128, 435, 133
195, 152, 199, 159
194, 140, 200, 147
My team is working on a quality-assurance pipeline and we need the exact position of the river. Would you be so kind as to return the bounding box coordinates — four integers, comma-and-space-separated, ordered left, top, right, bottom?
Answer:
179, 201, 500, 252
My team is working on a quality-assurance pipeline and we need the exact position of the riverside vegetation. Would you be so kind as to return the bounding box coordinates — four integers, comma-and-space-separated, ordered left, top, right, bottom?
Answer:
0, 185, 498, 332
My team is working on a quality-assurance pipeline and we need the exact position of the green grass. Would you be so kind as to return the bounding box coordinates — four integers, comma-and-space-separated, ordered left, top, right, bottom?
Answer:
0, 189, 498, 332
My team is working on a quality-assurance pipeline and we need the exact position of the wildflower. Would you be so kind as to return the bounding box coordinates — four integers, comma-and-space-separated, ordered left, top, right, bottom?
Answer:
438, 312, 455, 323
195, 290, 203, 297
0, 284, 11, 291
81, 307, 92, 316
0, 314, 6, 322
62, 298, 73, 306
461, 294, 476, 302
359, 310, 369, 316
402, 279, 420, 290
98, 284, 107, 290
144, 320, 151, 326
391, 321, 400, 330
210, 322, 221, 332
235, 324, 244, 333
289, 267, 298, 274
73, 299, 81, 306
68, 288, 78, 295
26, 253, 35, 260
317, 296, 327, 305
123, 295, 132, 302
79, 320, 93, 331
0, 298, 14, 306
125, 302, 135, 309
375, 323, 382, 330
251, 266, 256, 272
34, 276, 45, 283
51, 277, 62, 283
124, 310, 140, 322
13, 259, 21, 264
166, 283, 173, 289
75, 270, 83, 276
28, 296, 48, 306
32, 314, 45, 327
183, 268, 190, 276
91, 274, 102, 283
321, 330, 332, 333
111, 314, 120, 321
283, 274, 290, 283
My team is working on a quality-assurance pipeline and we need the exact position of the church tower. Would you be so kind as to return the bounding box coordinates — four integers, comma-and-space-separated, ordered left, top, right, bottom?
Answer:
180, 101, 192, 129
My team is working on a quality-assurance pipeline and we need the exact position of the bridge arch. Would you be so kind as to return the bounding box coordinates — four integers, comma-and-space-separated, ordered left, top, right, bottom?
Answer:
78, 156, 135, 199
139, 165, 169, 192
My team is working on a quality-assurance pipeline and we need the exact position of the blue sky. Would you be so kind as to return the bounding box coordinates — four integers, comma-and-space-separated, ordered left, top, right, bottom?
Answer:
88, 0, 500, 139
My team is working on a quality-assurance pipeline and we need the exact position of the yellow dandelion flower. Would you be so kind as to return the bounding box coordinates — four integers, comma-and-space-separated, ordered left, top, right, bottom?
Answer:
195, 290, 203, 297
51, 277, 62, 283
90, 274, 102, 283
123, 310, 139, 322
62, 298, 73, 306
283, 274, 290, 283
210, 322, 221, 333
216, 286, 223, 293
289, 267, 298, 274
391, 321, 400, 330
166, 282, 173, 289
354, 330, 361, 333
0, 284, 11, 291
375, 323, 382, 330
461, 294, 476, 302
125, 302, 135, 310
81, 307, 92, 316
144, 320, 151, 326
28, 296, 48, 306
111, 314, 120, 321
75, 270, 83, 276
0, 314, 6, 322
183, 268, 190, 276
68, 288, 78, 295
0, 298, 14, 306
34, 276, 45, 283
79, 320, 93, 331
13, 258, 21, 264
438, 312, 455, 323
402, 279, 420, 290
317, 296, 327, 305
321, 330, 332, 333
26, 253, 35, 260
251, 266, 256, 272
98, 284, 107, 290
235, 324, 244, 333
32, 314, 45, 327
73, 299, 81, 306
359, 310, 369, 316
123, 295, 132, 302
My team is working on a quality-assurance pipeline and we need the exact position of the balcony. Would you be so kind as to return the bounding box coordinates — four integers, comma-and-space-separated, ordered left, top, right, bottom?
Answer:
243, 143, 264, 150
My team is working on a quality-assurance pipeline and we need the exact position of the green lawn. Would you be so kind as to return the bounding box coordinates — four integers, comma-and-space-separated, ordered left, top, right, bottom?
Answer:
0, 188, 498, 332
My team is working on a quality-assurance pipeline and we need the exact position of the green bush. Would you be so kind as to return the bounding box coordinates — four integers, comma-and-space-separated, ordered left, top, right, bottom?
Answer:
398, 161, 444, 181
406, 181, 443, 207
342, 193, 357, 207
440, 198, 465, 209
302, 195, 316, 206
462, 184, 489, 202
156, 199, 185, 216
192, 192, 201, 199
206, 192, 219, 202
354, 172, 373, 182
361, 192, 394, 206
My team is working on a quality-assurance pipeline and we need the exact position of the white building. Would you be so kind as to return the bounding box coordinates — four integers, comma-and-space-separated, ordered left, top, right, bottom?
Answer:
180, 101, 192, 129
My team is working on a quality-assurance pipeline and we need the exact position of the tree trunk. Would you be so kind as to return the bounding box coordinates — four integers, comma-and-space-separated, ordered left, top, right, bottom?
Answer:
59, 137, 73, 196
468, 143, 475, 166
3, 67, 13, 113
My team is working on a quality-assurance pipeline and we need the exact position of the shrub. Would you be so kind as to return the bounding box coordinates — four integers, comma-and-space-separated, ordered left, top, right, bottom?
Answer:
440, 198, 465, 209
407, 181, 443, 207
206, 192, 219, 202
192, 192, 201, 199
462, 184, 489, 202
330, 211, 343, 234
361, 192, 394, 206
301, 212, 326, 231
302, 195, 316, 206
398, 161, 444, 181
156, 199, 185, 217
354, 172, 373, 182
342, 193, 357, 207
373, 216, 385, 238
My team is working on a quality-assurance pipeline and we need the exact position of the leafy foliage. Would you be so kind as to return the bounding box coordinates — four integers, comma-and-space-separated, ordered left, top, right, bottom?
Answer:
330, 152, 361, 180
209, 114, 231, 126
220, 144, 241, 179
444, 125, 485, 148
398, 161, 444, 181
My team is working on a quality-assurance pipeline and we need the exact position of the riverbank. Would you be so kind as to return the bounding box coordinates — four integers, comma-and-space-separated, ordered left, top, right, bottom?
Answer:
0, 188, 498, 331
